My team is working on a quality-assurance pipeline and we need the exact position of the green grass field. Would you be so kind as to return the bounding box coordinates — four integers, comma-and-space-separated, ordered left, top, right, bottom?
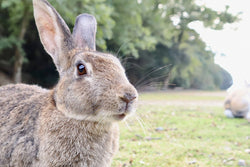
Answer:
112, 91, 250, 167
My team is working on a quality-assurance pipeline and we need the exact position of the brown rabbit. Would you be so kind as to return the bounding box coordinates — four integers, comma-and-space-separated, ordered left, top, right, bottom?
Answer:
0, 0, 138, 166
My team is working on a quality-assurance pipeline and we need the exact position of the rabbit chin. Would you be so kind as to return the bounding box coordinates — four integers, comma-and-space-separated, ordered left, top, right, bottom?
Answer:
59, 106, 135, 122
60, 111, 129, 122
99, 109, 136, 122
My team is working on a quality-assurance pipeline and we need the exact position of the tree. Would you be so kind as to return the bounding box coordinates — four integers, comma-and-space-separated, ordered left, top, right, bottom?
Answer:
0, 0, 32, 83
0, 0, 237, 89
0, 0, 114, 83
122, 0, 237, 89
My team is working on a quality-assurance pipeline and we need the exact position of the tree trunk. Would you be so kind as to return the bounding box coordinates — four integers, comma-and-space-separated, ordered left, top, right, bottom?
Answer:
13, 1, 30, 83
13, 49, 23, 83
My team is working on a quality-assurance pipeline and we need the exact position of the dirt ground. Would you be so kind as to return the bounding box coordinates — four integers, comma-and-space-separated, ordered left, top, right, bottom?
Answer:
138, 90, 227, 107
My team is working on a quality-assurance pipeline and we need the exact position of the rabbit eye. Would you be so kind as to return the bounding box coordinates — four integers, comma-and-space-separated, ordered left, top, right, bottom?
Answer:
77, 64, 87, 75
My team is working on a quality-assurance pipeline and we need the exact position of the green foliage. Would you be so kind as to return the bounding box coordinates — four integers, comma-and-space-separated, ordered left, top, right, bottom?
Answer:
0, 0, 236, 89
0, 0, 32, 76
106, 0, 158, 58
220, 68, 233, 90
51, 0, 115, 50
123, 0, 236, 90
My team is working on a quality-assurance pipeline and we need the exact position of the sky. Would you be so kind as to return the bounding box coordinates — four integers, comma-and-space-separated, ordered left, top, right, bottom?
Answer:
190, 0, 250, 88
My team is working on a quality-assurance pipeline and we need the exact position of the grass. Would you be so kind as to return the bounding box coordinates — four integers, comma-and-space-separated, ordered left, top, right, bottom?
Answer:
112, 91, 250, 167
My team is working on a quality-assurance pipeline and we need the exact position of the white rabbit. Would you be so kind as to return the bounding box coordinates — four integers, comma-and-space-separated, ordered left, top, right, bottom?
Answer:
224, 87, 250, 121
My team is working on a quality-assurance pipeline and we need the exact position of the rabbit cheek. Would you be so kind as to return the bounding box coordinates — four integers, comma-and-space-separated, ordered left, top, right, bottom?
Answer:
55, 80, 95, 120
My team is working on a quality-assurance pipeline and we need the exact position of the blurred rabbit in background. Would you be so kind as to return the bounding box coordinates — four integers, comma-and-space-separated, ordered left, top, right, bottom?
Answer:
224, 86, 250, 122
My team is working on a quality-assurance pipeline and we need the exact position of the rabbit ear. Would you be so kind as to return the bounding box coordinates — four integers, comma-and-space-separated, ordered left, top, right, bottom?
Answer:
33, 0, 73, 72
72, 14, 97, 51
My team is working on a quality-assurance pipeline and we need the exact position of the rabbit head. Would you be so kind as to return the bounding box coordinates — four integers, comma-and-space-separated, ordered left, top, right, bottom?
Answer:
33, 0, 138, 122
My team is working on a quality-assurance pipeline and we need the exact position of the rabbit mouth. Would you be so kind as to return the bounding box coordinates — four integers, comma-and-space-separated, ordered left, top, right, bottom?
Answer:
112, 107, 134, 121
113, 113, 127, 120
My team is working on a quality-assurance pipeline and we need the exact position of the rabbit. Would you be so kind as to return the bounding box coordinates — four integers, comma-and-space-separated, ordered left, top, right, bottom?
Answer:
0, 0, 138, 166
224, 87, 250, 121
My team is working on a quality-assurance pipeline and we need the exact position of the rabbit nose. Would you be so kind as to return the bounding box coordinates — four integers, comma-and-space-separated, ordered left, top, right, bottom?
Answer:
120, 93, 137, 104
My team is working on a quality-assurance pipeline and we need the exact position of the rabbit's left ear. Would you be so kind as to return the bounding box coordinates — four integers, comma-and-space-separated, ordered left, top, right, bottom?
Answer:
72, 14, 97, 51
33, 0, 73, 72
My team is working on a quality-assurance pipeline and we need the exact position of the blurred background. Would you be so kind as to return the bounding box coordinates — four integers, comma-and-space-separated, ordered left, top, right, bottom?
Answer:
0, 0, 246, 90
1, 1, 250, 166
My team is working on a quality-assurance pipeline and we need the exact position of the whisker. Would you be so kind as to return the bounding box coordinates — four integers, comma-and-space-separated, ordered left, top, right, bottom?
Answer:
123, 120, 132, 131
125, 62, 144, 71
136, 73, 169, 87
120, 55, 131, 65
136, 113, 149, 132
135, 114, 147, 137
134, 65, 171, 87
97, 113, 106, 126
135, 73, 170, 90
116, 41, 131, 56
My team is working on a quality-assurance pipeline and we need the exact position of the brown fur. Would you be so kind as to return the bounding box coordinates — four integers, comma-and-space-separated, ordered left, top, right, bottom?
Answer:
0, 0, 138, 166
